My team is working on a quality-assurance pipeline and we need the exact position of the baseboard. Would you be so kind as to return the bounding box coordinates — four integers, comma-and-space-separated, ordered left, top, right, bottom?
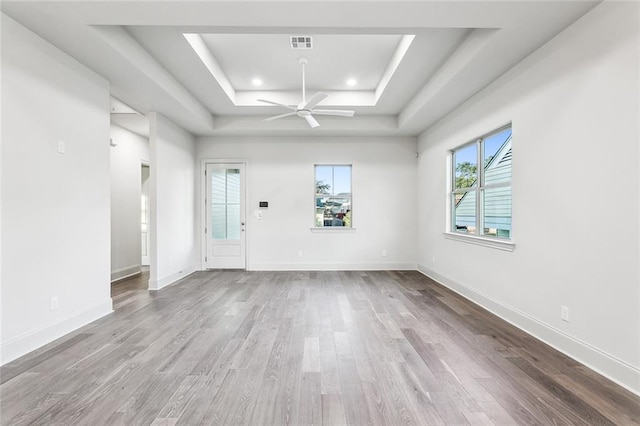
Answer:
110, 264, 141, 282
0, 299, 114, 366
417, 265, 640, 396
248, 261, 417, 271
149, 264, 198, 291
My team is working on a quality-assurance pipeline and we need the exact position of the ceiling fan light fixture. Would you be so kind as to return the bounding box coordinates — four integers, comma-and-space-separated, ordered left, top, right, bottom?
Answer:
258, 58, 355, 128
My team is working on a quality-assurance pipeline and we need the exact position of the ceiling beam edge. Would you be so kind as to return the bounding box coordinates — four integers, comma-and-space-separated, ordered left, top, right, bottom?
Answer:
92, 25, 215, 131
397, 28, 499, 130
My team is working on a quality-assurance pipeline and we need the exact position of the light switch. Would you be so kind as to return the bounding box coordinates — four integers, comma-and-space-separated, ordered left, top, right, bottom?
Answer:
57, 140, 65, 154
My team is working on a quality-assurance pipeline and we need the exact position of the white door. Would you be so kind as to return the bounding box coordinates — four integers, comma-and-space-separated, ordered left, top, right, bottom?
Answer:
206, 163, 246, 269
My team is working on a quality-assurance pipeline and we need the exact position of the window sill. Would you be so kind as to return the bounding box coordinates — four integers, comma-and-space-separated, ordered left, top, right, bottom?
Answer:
444, 232, 515, 251
311, 227, 356, 232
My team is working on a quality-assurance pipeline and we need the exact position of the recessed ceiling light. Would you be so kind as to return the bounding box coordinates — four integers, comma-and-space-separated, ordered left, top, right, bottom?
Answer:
252, 78, 263, 87
346, 78, 357, 87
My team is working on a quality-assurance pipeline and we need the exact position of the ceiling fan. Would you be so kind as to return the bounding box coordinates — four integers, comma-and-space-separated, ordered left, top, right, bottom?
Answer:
258, 57, 355, 128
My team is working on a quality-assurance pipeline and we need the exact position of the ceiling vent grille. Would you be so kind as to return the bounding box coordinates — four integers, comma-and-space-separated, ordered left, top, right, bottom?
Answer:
291, 36, 312, 49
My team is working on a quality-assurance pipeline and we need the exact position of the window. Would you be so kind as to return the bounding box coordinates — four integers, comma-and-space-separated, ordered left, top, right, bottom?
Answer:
451, 125, 512, 239
315, 165, 352, 227
211, 168, 241, 239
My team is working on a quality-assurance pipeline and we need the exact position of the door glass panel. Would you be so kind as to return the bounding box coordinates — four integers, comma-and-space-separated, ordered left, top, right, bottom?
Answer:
211, 204, 226, 239
211, 168, 241, 240
226, 204, 240, 239
226, 169, 240, 203
226, 169, 240, 239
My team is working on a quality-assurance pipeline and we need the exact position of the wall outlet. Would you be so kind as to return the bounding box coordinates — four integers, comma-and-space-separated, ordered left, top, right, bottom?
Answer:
561, 305, 570, 322
50, 296, 59, 311
382, 250, 387, 257
298, 250, 303, 258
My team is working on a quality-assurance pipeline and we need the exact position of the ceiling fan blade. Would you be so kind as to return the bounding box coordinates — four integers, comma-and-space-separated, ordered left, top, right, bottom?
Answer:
304, 114, 320, 128
311, 109, 355, 117
257, 99, 296, 110
299, 92, 328, 110
264, 112, 297, 122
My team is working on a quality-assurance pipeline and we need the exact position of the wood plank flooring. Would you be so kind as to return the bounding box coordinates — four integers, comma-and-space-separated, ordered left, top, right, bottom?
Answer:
111, 267, 150, 310
1, 270, 638, 425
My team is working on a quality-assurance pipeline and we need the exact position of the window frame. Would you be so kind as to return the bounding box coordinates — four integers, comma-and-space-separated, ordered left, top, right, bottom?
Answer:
447, 124, 514, 250
313, 164, 353, 230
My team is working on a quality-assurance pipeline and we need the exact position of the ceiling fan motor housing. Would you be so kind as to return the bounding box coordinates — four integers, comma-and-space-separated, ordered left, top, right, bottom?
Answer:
257, 56, 355, 128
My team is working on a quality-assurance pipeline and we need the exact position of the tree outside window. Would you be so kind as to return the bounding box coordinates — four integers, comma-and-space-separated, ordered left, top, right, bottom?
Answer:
315, 165, 352, 228
451, 125, 512, 239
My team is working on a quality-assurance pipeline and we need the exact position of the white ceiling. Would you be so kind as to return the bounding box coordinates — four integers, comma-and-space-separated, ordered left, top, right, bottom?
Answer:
1, 1, 600, 137
199, 33, 402, 91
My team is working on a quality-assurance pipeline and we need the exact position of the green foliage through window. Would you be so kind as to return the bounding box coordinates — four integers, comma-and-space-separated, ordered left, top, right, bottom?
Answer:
455, 162, 477, 189
315, 180, 330, 194
451, 125, 512, 239
315, 165, 352, 228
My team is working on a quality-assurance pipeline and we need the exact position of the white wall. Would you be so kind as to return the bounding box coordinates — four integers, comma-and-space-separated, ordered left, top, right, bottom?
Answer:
1, 14, 113, 364
417, 2, 639, 393
197, 136, 418, 270
148, 113, 197, 290
110, 124, 149, 281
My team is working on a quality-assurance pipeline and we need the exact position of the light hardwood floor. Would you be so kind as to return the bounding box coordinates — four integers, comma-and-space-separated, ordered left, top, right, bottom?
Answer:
1, 270, 639, 425
111, 267, 150, 310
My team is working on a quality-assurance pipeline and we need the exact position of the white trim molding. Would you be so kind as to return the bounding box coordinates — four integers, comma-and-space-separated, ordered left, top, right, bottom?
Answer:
444, 232, 515, 251
417, 265, 640, 396
248, 261, 416, 271
0, 299, 114, 366
110, 264, 142, 282
149, 264, 198, 291
310, 227, 357, 233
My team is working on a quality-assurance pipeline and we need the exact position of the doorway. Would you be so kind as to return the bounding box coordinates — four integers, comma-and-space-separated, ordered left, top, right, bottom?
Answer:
141, 163, 150, 266
205, 162, 246, 269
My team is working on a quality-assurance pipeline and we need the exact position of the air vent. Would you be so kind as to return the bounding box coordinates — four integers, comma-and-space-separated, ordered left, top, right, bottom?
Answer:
291, 36, 312, 49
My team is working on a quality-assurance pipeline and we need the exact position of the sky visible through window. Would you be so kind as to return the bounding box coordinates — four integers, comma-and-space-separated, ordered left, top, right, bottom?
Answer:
455, 127, 512, 165
316, 165, 351, 195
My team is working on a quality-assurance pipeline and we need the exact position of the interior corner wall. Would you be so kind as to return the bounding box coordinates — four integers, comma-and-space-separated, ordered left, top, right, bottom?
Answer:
196, 136, 418, 271
1, 14, 113, 364
416, 2, 640, 393
110, 124, 149, 281
148, 113, 197, 290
